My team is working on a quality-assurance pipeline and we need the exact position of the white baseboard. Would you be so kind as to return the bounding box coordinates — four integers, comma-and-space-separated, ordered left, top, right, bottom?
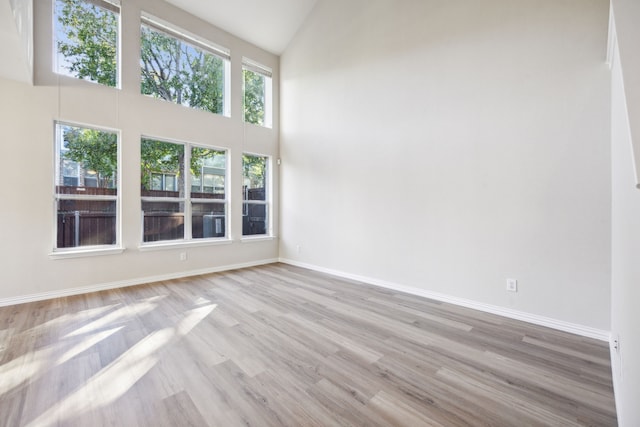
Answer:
0, 258, 279, 307
279, 258, 611, 342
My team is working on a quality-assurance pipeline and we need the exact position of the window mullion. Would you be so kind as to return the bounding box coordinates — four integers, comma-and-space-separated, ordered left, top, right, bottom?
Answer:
184, 144, 193, 241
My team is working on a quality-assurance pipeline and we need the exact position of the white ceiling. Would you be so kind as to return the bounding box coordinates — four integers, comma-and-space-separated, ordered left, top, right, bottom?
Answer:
165, 0, 318, 55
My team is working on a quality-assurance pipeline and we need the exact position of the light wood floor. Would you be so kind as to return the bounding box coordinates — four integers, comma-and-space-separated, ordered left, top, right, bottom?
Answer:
0, 263, 616, 426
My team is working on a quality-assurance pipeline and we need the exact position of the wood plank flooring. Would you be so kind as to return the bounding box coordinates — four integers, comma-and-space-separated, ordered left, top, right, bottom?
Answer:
0, 263, 617, 426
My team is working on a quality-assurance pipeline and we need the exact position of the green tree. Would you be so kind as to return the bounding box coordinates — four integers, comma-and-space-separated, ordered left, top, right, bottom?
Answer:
55, 0, 117, 86
57, 1, 229, 186
243, 69, 265, 125
141, 139, 223, 197
140, 138, 183, 192
140, 26, 225, 114
64, 127, 117, 188
55, 1, 237, 193
55, 0, 243, 117
243, 155, 266, 189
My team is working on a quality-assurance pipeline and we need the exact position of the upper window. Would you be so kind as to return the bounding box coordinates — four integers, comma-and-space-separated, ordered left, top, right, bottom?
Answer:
140, 14, 230, 116
243, 59, 273, 128
55, 123, 119, 250
242, 154, 269, 236
54, 0, 120, 87
141, 138, 227, 243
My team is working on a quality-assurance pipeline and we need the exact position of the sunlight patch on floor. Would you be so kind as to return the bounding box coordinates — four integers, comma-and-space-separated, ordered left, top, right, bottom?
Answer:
64, 301, 158, 338
25, 303, 216, 427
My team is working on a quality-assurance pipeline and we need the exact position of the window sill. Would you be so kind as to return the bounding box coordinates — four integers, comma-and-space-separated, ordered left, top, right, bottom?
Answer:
49, 247, 125, 260
241, 235, 275, 243
139, 238, 232, 252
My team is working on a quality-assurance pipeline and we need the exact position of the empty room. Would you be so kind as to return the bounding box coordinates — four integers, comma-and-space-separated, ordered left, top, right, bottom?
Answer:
0, 0, 639, 425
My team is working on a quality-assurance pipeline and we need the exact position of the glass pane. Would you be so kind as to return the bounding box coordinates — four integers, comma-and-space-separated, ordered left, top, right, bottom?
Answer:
242, 155, 267, 201
141, 138, 184, 197
57, 199, 116, 248
243, 69, 265, 126
242, 203, 267, 236
164, 174, 176, 191
142, 201, 184, 242
141, 25, 226, 114
191, 176, 202, 193
191, 147, 226, 199
56, 124, 118, 195
151, 173, 163, 191
192, 202, 225, 239
54, 0, 118, 87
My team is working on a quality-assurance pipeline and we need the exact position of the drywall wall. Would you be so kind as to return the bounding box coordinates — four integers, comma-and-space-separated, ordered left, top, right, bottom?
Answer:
0, 0, 279, 302
610, 10, 640, 427
610, 0, 640, 185
0, 0, 32, 83
280, 0, 611, 330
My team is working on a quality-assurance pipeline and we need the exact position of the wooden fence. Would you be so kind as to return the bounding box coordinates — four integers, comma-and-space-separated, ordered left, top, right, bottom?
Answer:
57, 186, 264, 246
57, 212, 116, 248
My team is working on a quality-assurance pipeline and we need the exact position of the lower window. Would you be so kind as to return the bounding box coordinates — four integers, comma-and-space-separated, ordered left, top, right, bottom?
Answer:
54, 122, 119, 250
242, 154, 269, 236
141, 137, 227, 243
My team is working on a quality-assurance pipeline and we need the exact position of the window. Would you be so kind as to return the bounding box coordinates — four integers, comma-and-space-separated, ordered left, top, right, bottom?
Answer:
191, 147, 226, 239
140, 14, 230, 116
141, 138, 227, 243
151, 173, 176, 191
55, 123, 119, 250
243, 59, 273, 127
242, 154, 269, 236
54, 0, 120, 87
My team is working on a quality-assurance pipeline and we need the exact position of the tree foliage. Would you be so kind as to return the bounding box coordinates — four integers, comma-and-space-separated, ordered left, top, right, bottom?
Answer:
141, 139, 224, 197
55, 0, 264, 190
243, 155, 266, 189
55, 0, 117, 86
140, 138, 182, 191
63, 127, 117, 188
140, 26, 225, 114
243, 69, 265, 126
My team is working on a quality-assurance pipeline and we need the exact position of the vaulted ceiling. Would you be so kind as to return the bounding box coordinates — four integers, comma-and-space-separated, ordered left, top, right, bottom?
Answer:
165, 0, 318, 54
0, 0, 318, 84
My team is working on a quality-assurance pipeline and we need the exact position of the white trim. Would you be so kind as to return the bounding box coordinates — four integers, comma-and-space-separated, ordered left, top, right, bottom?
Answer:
242, 57, 273, 78
86, 0, 120, 13
241, 236, 275, 243
279, 258, 611, 342
49, 246, 125, 259
139, 238, 232, 251
140, 13, 230, 61
0, 258, 279, 307
56, 194, 118, 201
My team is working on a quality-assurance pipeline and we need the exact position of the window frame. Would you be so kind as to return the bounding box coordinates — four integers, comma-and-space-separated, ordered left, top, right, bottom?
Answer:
242, 153, 271, 238
242, 58, 273, 128
52, 121, 122, 256
53, 0, 121, 88
140, 13, 231, 117
140, 136, 229, 246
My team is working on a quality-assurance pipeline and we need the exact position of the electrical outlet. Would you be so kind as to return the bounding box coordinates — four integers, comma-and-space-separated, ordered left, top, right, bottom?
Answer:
613, 335, 621, 354
179, 252, 187, 261
506, 278, 518, 292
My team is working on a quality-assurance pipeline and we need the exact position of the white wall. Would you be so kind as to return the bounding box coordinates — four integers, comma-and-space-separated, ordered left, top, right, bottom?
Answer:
610, 2, 640, 425
280, 0, 611, 330
610, 40, 640, 425
610, 0, 640, 185
0, 0, 32, 83
0, 0, 279, 302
